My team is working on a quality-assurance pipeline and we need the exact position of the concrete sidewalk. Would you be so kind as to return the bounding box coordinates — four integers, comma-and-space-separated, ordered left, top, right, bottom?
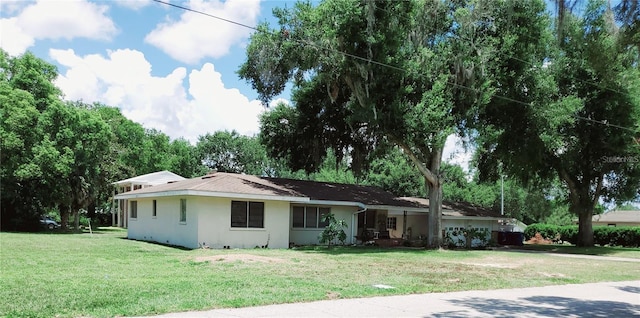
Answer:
136, 280, 640, 317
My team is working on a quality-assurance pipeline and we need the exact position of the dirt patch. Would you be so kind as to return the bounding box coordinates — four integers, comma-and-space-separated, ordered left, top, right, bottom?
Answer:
539, 272, 567, 278
326, 291, 341, 299
194, 254, 287, 264
462, 263, 519, 269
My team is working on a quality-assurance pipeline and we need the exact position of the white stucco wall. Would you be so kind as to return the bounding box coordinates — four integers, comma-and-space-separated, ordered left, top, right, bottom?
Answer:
289, 205, 357, 245
197, 197, 290, 249
127, 196, 199, 248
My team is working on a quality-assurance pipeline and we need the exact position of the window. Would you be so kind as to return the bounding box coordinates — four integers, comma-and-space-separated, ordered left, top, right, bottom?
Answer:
292, 206, 331, 228
152, 200, 157, 218
130, 201, 137, 219
231, 201, 264, 228
179, 199, 186, 223
386, 217, 397, 230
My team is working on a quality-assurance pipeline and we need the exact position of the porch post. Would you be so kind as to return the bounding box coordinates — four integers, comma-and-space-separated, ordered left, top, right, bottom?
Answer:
111, 188, 116, 227
403, 211, 407, 239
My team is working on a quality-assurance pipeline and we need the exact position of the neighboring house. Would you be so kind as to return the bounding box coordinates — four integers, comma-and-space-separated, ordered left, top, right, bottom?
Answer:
114, 172, 517, 249
592, 210, 640, 227
112, 170, 185, 228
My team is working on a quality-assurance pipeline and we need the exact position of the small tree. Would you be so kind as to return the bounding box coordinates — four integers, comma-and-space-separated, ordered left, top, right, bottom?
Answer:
318, 213, 348, 247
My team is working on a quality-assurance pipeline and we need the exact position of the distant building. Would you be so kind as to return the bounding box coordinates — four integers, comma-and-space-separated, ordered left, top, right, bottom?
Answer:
592, 210, 640, 227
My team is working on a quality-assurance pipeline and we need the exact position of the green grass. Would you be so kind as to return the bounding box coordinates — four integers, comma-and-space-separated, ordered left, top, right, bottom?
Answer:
1, 229, 639, 318
515, 244, 640, 259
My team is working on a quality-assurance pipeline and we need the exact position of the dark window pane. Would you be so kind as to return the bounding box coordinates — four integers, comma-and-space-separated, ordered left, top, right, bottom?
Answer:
305, 207, 318, 228
231, 201, 247, 227
180, 199, 187, 222
318, 208, 330, 227
152, 200, 157, 217
130, 201, 137, 218
292, 206, 304, 228
248, 202, 264, 228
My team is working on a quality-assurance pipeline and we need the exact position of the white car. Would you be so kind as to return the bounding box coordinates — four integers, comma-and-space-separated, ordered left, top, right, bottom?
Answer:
40, 216, 60, 230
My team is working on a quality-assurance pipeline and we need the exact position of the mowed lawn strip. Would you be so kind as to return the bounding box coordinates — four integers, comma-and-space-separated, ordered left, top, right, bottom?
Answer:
1, 229, 639, 318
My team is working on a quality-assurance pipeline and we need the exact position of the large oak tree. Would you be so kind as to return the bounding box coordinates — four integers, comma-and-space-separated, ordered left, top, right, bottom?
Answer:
240, 0, 549, 247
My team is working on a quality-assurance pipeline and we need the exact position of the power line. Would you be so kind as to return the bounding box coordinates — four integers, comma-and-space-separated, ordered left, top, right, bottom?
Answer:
151, 0, 638, 134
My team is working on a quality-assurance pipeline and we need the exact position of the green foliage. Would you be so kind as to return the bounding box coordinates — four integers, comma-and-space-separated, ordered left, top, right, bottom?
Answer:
318, 213, 348, 247
525, 223, 640, 247
196, 130, 270, 175
477, 0, 640, 246
593, 226, 640, 247
242, 0, 552, 247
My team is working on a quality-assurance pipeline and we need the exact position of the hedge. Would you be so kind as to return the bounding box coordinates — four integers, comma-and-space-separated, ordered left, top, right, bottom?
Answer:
524, 223, 640, 247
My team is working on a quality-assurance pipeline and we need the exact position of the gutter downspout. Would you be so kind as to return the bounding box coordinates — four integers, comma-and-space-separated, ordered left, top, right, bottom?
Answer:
352, 203, 367, 245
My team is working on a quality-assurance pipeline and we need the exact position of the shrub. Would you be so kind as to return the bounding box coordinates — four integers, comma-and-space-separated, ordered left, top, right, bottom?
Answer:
594, 226, 640, 247
525, 224, 640, 247
558, 225, 578, 244
524, 224, 559, 241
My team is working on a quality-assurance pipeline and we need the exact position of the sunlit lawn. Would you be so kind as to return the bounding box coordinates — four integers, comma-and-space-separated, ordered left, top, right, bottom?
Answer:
1, 228, 639, 318
515, 243, 640, 259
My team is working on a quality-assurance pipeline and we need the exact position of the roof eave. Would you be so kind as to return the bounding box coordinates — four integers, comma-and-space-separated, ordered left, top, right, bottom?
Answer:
115, 190, 309, 202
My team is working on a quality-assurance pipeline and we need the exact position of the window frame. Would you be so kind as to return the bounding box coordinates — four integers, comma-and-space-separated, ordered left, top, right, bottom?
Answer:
179, 198, 186, 223
130, 201, 137, 219
292, 206, 331, 229
230, 200, 264, 228
386, 217, 397, 230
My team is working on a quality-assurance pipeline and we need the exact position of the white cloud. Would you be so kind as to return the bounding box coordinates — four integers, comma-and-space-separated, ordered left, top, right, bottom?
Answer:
443, 134, 474, 174
51, 48, 264, 143
0, 18, 34, 56
145, 0, 260, 64
0, 0, 116, 56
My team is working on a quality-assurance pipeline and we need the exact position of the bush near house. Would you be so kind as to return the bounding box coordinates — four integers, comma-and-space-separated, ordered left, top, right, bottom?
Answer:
524, 224, 640, 247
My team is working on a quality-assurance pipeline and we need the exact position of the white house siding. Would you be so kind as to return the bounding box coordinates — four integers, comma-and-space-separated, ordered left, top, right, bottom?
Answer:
197, 198, 290, 249
128, 196, 199, 248
289, 205, 357, 245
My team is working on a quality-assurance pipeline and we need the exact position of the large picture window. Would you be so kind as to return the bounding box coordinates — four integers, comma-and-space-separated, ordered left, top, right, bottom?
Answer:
231, 201, 264, 228
292, 206, 330, 228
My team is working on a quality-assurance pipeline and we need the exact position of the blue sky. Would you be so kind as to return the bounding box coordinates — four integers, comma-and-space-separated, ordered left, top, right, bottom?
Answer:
0, 0, 470, 168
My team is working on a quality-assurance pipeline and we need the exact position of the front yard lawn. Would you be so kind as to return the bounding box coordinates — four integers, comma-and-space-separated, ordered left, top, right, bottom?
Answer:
1, 229, 639, 317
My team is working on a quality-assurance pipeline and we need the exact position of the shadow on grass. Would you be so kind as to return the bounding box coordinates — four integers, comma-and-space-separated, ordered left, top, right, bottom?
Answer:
293, 245, 439, 255
119, 237, 193, 251
502, 244, 640, 256
431, 295, 640, 318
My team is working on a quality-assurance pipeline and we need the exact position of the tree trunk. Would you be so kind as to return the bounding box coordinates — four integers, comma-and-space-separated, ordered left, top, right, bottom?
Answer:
73, 209, 80, 231
427, 176, 443, 248
558, 170, 599, 247
60, 206, 70, 230
574, 202, 594, 247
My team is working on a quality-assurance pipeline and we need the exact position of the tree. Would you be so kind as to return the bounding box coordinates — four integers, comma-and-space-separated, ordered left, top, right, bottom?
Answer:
240, 0, 548, 247
196, 130, 270, 175
35, 101, 113, 230
477, 0, 640, 246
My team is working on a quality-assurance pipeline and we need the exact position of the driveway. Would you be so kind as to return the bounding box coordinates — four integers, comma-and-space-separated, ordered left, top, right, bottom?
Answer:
134, 280, 640, 317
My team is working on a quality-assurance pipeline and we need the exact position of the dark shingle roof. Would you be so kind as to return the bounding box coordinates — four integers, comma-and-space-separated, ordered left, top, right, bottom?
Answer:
116, 172, 505, 217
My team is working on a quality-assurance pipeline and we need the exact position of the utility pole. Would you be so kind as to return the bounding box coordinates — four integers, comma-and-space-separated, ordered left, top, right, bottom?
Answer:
501, 175, 504, 216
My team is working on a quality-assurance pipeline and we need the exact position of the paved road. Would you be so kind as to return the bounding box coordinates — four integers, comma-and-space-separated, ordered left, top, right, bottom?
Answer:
136, 280, 640, 317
